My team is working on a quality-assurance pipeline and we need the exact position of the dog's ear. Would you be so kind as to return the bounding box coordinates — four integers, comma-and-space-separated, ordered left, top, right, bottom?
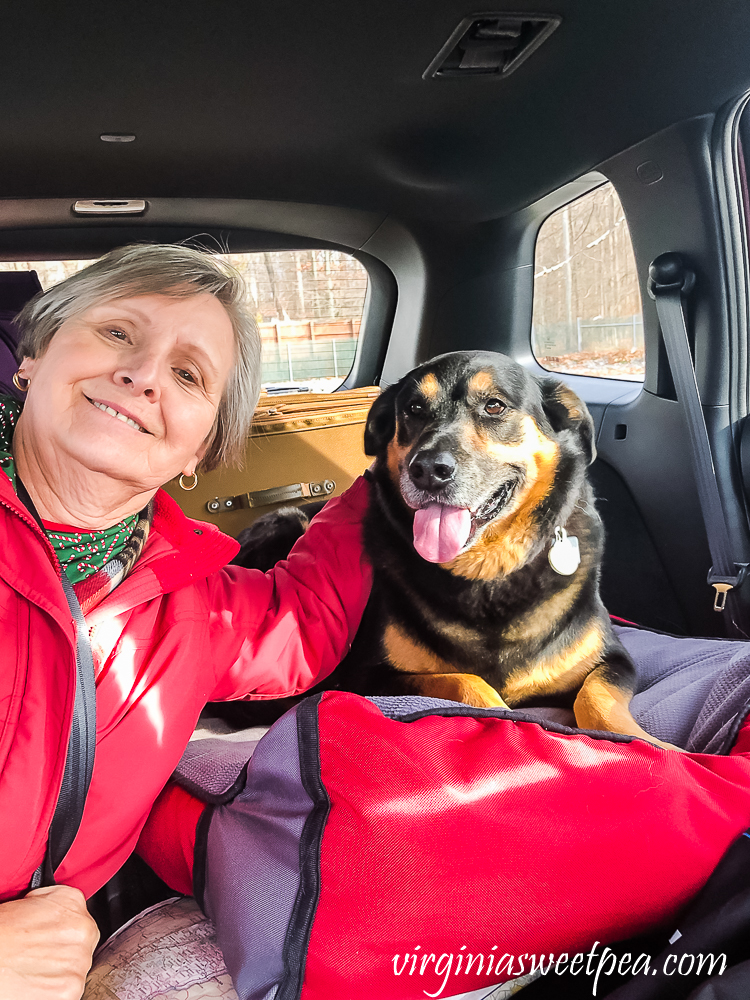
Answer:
364, 383, 399, 456
540, 378, 596, 465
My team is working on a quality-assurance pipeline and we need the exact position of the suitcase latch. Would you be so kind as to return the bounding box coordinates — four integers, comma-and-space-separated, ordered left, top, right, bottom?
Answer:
206, 479, 336, 513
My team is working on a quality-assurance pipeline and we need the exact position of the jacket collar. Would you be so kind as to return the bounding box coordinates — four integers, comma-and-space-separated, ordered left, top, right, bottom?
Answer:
0, 469, 239, 621
148, 488, 239, 592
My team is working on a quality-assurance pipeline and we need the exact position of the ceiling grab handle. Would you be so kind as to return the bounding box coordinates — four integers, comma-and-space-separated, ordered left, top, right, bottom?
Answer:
648, 252, 748, 621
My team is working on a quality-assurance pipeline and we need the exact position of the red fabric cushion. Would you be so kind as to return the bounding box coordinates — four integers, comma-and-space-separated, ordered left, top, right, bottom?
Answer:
140, 708, 750, 999
302, 697, 750, 998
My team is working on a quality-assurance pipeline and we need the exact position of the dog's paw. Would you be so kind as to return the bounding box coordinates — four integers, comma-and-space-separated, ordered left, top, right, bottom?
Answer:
232, 507, 311, 571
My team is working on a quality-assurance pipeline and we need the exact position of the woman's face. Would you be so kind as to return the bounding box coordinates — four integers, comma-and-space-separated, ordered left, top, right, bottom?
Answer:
19, 292, 236, 490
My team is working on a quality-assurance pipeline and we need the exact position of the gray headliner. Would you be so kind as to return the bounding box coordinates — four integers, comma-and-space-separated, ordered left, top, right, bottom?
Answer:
2, 2, 750, 222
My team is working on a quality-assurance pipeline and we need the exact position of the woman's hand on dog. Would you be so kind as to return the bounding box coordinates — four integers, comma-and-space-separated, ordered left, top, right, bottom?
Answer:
0, 885, 99, 1000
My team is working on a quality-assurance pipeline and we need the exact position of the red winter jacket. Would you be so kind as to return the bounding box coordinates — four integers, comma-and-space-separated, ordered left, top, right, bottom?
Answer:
0, 472, 371, 901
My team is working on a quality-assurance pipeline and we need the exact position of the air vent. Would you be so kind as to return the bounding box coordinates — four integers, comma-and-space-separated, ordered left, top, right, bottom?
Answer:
424, 12, 561, 79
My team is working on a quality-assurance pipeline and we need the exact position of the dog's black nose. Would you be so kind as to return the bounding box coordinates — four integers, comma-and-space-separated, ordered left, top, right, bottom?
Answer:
409, 450, 457, 491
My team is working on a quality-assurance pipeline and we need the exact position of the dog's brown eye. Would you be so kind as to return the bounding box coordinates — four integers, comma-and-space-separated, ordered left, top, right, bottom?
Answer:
485, 399, 506, 415
408, 400, 426, 416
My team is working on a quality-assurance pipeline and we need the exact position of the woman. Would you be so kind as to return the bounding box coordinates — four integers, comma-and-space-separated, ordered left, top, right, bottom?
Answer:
0, 243, 372, 999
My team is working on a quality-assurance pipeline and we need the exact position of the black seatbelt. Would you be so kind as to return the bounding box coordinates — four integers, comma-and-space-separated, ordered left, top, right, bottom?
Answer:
16, 476, 97, 888
648, 251, 748, 618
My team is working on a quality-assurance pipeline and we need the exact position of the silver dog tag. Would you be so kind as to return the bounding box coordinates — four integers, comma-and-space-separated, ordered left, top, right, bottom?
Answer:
548, 526, 580, 576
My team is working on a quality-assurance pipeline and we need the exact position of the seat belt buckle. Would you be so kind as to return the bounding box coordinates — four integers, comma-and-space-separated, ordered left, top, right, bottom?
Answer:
707, 564, 749, 611
712, 583, 732, 612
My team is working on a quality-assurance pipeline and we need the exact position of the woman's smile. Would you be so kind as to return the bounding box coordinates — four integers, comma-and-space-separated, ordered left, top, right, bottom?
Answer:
86, 396, 151, 434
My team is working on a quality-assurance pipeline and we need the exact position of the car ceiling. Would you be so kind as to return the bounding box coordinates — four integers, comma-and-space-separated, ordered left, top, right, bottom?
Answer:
3, 1, 750, 224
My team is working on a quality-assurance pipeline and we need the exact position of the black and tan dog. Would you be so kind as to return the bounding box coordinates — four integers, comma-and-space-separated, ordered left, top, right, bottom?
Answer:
224, 351, 667, 746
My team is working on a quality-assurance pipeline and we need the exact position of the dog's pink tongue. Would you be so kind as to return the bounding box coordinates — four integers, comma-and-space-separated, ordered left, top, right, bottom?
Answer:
413, 504, 472, 563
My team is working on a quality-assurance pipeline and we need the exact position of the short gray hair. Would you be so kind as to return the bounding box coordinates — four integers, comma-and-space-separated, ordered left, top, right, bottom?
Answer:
16, 243, 262, 472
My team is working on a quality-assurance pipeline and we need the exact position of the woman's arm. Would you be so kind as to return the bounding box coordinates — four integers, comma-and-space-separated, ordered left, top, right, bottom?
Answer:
0, 885, 99, 1000
206, 476, 373, 702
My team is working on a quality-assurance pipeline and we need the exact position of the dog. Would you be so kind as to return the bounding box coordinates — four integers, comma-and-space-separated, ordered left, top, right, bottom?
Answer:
233, 502, 327, 571
221, 351, 669, 747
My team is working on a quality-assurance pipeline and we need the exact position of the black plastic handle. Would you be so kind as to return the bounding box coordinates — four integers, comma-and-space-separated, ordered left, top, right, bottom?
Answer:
648, 251, 696, 297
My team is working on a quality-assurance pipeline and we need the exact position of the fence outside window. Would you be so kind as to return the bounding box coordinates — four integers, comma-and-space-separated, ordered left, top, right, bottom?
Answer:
532, 315, 645, 381
261, 336, 359, 386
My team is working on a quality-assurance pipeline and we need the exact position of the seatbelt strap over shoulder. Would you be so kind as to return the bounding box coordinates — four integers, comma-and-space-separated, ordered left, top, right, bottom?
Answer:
16, 477, 97, 888
648, 252, 748, 614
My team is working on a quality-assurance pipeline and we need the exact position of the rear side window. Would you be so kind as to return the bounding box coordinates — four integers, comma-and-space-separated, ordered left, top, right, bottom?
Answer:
227, 250, 368, 392
5, 249, 369, 393
531, 181, 644, 382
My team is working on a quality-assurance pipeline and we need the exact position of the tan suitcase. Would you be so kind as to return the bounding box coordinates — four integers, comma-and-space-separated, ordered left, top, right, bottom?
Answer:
162, 386, 380, 537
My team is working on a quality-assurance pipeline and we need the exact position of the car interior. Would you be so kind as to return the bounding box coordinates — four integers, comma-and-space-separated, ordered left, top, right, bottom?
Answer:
6, 0, 750, 950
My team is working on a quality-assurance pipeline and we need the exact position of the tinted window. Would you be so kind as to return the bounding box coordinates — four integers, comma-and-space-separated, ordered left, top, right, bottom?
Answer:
531, 182, 644, 381
4, 249, 369, 393
227, 250, 368, 391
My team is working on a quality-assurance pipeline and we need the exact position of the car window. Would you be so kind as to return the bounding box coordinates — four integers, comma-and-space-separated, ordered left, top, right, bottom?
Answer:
5, 249, 369, 393
531, 181, 644, 382
227, 250, 368, 392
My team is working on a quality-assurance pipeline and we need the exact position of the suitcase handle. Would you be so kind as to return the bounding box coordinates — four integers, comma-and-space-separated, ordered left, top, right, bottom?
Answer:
206, 479, 336, 514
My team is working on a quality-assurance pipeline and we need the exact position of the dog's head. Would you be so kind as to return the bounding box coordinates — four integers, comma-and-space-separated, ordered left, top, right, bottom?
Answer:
365, 351, 595, 570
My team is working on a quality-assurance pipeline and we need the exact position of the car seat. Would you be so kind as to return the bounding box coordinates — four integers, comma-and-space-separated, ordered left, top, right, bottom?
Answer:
0, 270, 42, 399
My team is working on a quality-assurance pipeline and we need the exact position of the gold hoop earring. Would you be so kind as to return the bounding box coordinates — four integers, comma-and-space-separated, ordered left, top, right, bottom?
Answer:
12, 371, 29, 392
179, 472, 198, 491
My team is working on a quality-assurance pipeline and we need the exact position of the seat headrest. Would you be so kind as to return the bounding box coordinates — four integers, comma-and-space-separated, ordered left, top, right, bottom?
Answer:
0, 270, 43, 313
0, 270, 44, 399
